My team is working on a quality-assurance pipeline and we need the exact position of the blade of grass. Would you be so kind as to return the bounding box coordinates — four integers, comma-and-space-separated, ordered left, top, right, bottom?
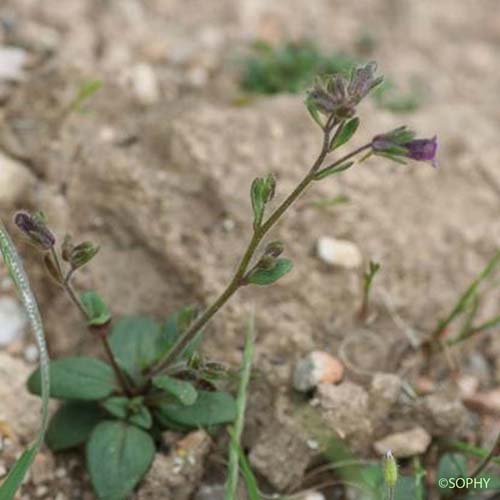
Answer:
0, 222, 50, 499
429, 250, 500, 343
225, 312, 256, 500
228, 429, 261, 500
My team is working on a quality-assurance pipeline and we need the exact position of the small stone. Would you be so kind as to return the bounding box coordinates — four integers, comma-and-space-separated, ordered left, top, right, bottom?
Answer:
421, 394, 471, 437
464, 389, 500, 416
0, 297, 27, 346
35, 485, 49, 497
369, 373, 402, 422
0, 462, 6, 477
194, 484, 225, 500
315, 237, 362, 269
456, 375, 480, 399
125, 63, 160, 105
0, 47, 27, 82
293, 351, 344, 392
23, 344, 39, 363
0, 152, 36, 206
315, 381, 373, 452
373, 427, 431, 458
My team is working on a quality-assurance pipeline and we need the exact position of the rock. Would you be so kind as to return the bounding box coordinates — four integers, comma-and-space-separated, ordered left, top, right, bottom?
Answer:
136, 430, 211, 500
24, 344, 39, 363
315, 237, 362, 269
463, 389, 500, 416
194, 484, 225, 500
373, 426, 431, 458
249, 421, 317, 491
0, 297, 27, 346
0, 152, 36, 206
315, 381, 373, 452
124, 63, 160, 105
0, 47, 27, 82
369, 373, 402, 422
456, 375, 480, 399
420, 394, 471, 437
293, 351, 344, 392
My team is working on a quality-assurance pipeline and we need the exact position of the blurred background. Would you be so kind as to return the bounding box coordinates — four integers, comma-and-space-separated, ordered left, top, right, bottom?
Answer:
0, 0, 499, 498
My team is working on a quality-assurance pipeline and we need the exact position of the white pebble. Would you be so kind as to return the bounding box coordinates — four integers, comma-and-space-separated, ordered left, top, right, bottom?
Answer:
24, 344, 39, 363
316, 237, 362, 269
293, 351, 344, 392
126, 63, 160, 105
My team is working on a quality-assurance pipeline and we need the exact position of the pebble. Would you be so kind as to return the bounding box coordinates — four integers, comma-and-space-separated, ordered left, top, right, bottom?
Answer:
373, 427, 431, 457
0, 47, 27, 82
0, 151, 36, 205
24, 344, 39, 363
126, 63, 160, 105
464, 389, 500, 416
293, 351, 344, 392
195, 484, 225, 500
0, 297, 27, 346
315, 237, 362, 269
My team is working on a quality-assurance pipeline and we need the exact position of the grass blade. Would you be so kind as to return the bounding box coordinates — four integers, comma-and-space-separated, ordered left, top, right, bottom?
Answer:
225, 313, 256, 500
0, 222, 50, 499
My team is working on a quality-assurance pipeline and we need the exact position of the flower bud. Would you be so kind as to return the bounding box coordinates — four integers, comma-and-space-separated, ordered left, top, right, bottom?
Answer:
70, 241, 100, 270
383, 450, 398, 489
13, 210, 55, 250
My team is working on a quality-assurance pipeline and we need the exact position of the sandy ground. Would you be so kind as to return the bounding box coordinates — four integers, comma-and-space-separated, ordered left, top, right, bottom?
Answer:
0, 0, 499, 498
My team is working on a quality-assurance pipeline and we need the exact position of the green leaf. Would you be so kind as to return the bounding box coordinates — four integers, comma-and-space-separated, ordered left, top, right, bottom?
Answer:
46, 402, 105, 451
437, 453, 467, 496
86, 421, 155, 500
28, 357, 117, 401
330, 117, 359, 151
305, 97, 324, 128
109, 315, 168, 383
313, 161, 354, 180
102, 397, 153, 430
81, 291, 111, 326
0, 221, 50, 500
157, 390, 236, 428
102, 397, 129, 419
250, 175, 275, 228
246, 258, 293, 286
153, 375, 198, 406
129, 406, 152, 430
0, 445, 37, 500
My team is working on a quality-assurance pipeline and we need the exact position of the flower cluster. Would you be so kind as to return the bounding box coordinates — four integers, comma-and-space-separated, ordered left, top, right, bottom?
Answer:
307, 62, 383, 119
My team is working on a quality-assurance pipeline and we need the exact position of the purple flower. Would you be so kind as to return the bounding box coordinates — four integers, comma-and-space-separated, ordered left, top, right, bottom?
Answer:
371, 127, 438, 167
13, 211, 55, 249
404, 136, 438, 167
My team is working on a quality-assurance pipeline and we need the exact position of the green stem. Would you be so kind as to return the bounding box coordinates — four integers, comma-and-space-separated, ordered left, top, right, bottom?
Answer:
470, 432, 500, 479
148, 120, 370, 377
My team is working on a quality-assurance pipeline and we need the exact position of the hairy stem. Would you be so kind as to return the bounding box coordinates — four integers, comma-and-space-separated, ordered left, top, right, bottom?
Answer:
149, 118, 370, 377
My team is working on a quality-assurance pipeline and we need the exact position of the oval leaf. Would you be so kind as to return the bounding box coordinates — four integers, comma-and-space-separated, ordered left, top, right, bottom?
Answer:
330, 117, 359, 151
152, 375, 198, 406
46, 402, 105, 451
157, 390, 236, 428
28, 357, 117, 401
109, 316, 167, 383
81, 291, 111, 326
87, 421, 155, 500
246, 258, 293, 286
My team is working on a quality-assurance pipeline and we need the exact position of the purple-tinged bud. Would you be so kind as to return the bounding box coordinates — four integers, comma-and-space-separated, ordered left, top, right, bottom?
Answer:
404, 136, 438, 167
371, 127, 438, 167
347, 61, 384, 104
13, 210, 56, 250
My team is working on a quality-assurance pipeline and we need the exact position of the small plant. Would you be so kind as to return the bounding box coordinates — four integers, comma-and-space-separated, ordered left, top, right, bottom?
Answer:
11, 61, 438, 499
